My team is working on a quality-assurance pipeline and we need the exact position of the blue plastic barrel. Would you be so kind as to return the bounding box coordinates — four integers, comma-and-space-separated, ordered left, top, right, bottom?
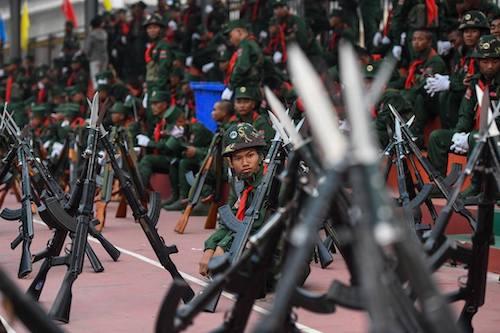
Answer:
190, 81, 225, 132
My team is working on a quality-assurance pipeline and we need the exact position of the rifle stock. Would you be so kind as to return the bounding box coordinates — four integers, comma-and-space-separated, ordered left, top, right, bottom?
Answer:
204, 202, 218, 229
175, 204, 193, 234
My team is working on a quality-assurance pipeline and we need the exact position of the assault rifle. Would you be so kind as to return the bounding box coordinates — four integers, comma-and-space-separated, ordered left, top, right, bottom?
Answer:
50, 93, 105, 323
98, 124, 195, 303
175, 131, 222, 234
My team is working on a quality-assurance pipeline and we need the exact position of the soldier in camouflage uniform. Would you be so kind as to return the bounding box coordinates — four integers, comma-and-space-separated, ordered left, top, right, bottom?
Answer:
428, 35, 500, 195
199, 123, 268, 276
162, 106, 214, 211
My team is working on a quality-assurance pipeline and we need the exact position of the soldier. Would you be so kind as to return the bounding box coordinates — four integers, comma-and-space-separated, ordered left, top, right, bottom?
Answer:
136, 89, 172, 190
49, 103, 86, 161
221, 20, 264, 99
424, 10, 490, 129
180, 0, 202, 54
322, 9, 356, 67
62, 21, 80, 60
33, 65, 51, 103
125, 1, 147, 81
199, 123, 268, 276
66, 85, 88, 117
30, 103, 56, 157
230, 86, 275, 145
403, 27, 447, 146
162, 105, 214, 211
490, 13, 500, 39
66, 52, 89, 94
428, 35, 500, 196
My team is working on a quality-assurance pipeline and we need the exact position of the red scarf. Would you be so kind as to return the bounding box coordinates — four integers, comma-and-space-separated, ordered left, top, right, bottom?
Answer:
251, 0, 260, 22
225, 51, 239, 85
144, 43, 155, 63
425, 0, 438, 26
154, 119, 166, 142
328, 31, 340, 51
5, 75, 13, 102
278, 23, 288, 63
37, 88, 47, 103
404, 59, 424, 89
236, 185, 254, 220
70, 117, 85, 129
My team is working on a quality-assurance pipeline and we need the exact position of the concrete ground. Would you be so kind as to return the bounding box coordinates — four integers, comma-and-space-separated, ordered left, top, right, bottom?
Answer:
0, 194, 499, 333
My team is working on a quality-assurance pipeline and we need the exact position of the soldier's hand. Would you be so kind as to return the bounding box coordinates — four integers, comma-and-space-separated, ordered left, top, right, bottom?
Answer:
199, 249, 215, 277
184, 146, 197, 158
463, 73, 473, 86
136, 134, 151, 147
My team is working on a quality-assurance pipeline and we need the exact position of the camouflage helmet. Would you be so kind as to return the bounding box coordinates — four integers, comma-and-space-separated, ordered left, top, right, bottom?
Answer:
459, 10, 489, 31
222, 123, 266, 157
471, 35, 500, 59
144, 13, 165, 28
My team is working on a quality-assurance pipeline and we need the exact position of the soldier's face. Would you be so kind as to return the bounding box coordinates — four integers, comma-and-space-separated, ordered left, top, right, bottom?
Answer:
151, 101, 168, 116
490, 19, 500, 39
463, 28, 481, 47
479, 58, 500, 79
71, 93, 84, 103
273, 5, 288, 19
147, 24, 161, 39
448, 30, 463, 50
411, 31, 432, 53
229, 29, 243, 46
111, 113, 125, 124
235, 98, 256, 117
229, 148, 260, 179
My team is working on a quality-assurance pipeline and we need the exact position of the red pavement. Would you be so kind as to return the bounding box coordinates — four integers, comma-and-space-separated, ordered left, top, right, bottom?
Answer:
0, 193, 499, 333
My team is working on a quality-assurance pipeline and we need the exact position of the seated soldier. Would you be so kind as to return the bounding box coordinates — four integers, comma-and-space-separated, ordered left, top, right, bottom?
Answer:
30, 103, 57, 158
428, 35, 500, 196
230, 86, 275, 145
162, 106, 214, 211
212, 100, 235, 130
199, 123, 268, 276
136, 89, 172, 193
49, 103, 86, 160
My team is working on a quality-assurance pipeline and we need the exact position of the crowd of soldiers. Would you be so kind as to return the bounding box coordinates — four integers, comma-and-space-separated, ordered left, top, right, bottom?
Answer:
1, 0, 500, 276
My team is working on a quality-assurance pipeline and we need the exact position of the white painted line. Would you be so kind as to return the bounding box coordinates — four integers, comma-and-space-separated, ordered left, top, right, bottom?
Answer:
33, 219, 322, 333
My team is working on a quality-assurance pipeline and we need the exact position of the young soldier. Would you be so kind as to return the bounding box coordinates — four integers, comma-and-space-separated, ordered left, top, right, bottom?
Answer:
428, 35, 500, 195
199, 123, 268, 276
221, 20, 264, 99
136, 89, 172, 189
162, 106, 214, 211
230, 86, 275, 145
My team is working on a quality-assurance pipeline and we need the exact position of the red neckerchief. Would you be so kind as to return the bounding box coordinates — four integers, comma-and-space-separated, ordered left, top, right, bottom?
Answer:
468, 58, 475, 75
251, 0, 260, 22
425, 0, 438, 26
145, 42, 155, 63
5, 75, 13, 102
154, 119, 166, 142
404, 49, 437, 89
70, 117, 85, 129
328, 31, 340, 51
229, 111, 259, 124
236, 185, 254, 221
37, 87, 47, 103
383, 9, 393, 36
182, 7, 192, 27
66, 71, 75, 86
120, 22, 129, 35
225, 51, 239, 85
278, 23, 288, 63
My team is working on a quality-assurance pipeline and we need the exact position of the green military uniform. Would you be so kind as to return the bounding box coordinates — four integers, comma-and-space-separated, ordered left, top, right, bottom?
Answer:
428, 35, 500, 178
163, 106, 214, 210
67, 53, 89, 93
337, 0, 382, 50
404, 41, 447, 146
230, 86, 275, 145
138, 90, 173, 188
224, 20, 264, 90
204, 123, 268, 252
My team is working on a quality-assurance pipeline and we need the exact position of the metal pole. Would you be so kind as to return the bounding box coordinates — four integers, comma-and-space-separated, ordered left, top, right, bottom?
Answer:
9, 0, 21, 60
85, 0, 99, 35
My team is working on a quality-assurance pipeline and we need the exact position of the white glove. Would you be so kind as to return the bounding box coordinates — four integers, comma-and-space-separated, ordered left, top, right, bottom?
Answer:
186, 56, 193, 67
170, 125, 185, 138
50, 142, 64, 159
450, 132, 470, 154
424, 74, 450, 97
392, 45, 402, 60
121, 36, 127, 44
43, 140, 52, 150
37, 81, 45, 90
205, 4, 213, 14
373, 32, 383, 47
168, 20, 178, 31
142, 93, 148, 108
382, 36, 391, 45
111, 49, 118, 58
273, 51, 283, 64
97, 151, 106, 166
221, 87, 233, 100
136, 134, 151, 147
61, 120, 70, 127
259, 30, 268, 40
400, 32, 407, 45
192, 32, 201, 41
202, 62, 215, 73
437, 40, 452, 56
133, 147, 141, 155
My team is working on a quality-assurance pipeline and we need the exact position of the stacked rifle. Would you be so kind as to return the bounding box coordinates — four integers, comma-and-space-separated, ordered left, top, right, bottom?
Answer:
156, 43, 498, 333
0, 93, 192, 325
